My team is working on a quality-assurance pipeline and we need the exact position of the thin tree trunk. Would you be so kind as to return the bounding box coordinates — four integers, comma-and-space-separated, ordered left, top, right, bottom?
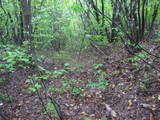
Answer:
101, 0, 105, 27
20, 0, 35, 58
110, 0, 120, 42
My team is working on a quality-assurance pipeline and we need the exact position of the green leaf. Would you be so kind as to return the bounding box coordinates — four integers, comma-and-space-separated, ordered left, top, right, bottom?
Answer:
83, 117, 93, 120
35, 83, 42, 89
93, 63, 103, 69
64, 63, 70, 67
28, 88, 36, 92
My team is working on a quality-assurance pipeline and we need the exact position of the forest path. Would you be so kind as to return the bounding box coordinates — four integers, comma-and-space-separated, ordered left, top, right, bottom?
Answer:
1, 45, 160, 120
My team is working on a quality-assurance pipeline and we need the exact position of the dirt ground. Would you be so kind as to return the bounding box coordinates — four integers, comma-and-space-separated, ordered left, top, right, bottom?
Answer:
0, 43, 160, 120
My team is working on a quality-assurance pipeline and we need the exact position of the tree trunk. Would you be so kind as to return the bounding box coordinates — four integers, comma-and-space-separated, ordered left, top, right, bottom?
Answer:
20, 0, 35, 57
110, 0, 121, 43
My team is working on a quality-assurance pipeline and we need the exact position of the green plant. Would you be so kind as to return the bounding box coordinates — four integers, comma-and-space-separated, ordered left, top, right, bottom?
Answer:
123, 87, 132, 92
0, 44, 31, 73
83, 117, 93, 120
48, 86, 65, 94
92, 63, 103, 69
87, 78, 109, 89
48, 79, 83, 95
153, 38, 160, 43
71, 86, 82, 96
28, 83, 42, 92
38, 65, 68, 80
128, 52, 148, 62
87, 66, 109, 89
45, 100, 59, 118
28, 75, 39, 82
64, 63, 70, 67
38, 66, 52, 75
39, 75, 50, 80
50, 69, 67, 78
64, 63, 76, 72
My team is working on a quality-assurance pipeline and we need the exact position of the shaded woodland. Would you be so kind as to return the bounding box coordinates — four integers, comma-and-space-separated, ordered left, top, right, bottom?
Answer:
0, 0, 160, 120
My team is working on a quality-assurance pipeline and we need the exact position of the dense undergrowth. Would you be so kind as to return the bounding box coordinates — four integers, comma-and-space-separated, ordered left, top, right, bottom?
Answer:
0, 44, 32, 73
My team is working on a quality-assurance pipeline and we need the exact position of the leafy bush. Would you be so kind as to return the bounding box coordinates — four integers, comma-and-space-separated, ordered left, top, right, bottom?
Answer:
0, 44, 31, 73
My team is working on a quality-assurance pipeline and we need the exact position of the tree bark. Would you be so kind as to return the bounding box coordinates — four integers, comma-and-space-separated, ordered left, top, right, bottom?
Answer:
110, 0, 121, 43
20, 0, 35, 57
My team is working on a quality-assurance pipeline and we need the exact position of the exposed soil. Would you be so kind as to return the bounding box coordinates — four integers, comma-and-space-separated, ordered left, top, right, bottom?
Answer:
0, 43, 160, 120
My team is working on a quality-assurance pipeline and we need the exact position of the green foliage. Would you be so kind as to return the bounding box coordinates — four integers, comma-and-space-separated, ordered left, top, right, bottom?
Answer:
38, 66, 52, 75
128, 52, 148, 62
1, 1, 159, 119
28, 83, 42, 92
45, 100, 58, 117
83, 116, 108, 120
71, 2, 84, 12
31, 65, 81, 94
87, 78, 109, 89
1, 0, 159, 53
71, 86, 82, 96
31, 0, 74, 51
0, 44, 31, 73
28, 74, 41, 82
153, 38, 160, 43
48, 86, 65, 94
53, 69, 67, 76
92, 63, 103, 69
38, 63, 75, 79
46, 101, 55, 112
45, 69, 68, 79
64, 63, 70, 67
89, 34, 108, 46
48, 79, 83, 95
83, 117, 93, 120
87, 65, 109, 89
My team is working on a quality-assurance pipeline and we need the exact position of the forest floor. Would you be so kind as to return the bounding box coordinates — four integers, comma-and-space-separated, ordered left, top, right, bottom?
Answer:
0, 42, 160, 120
